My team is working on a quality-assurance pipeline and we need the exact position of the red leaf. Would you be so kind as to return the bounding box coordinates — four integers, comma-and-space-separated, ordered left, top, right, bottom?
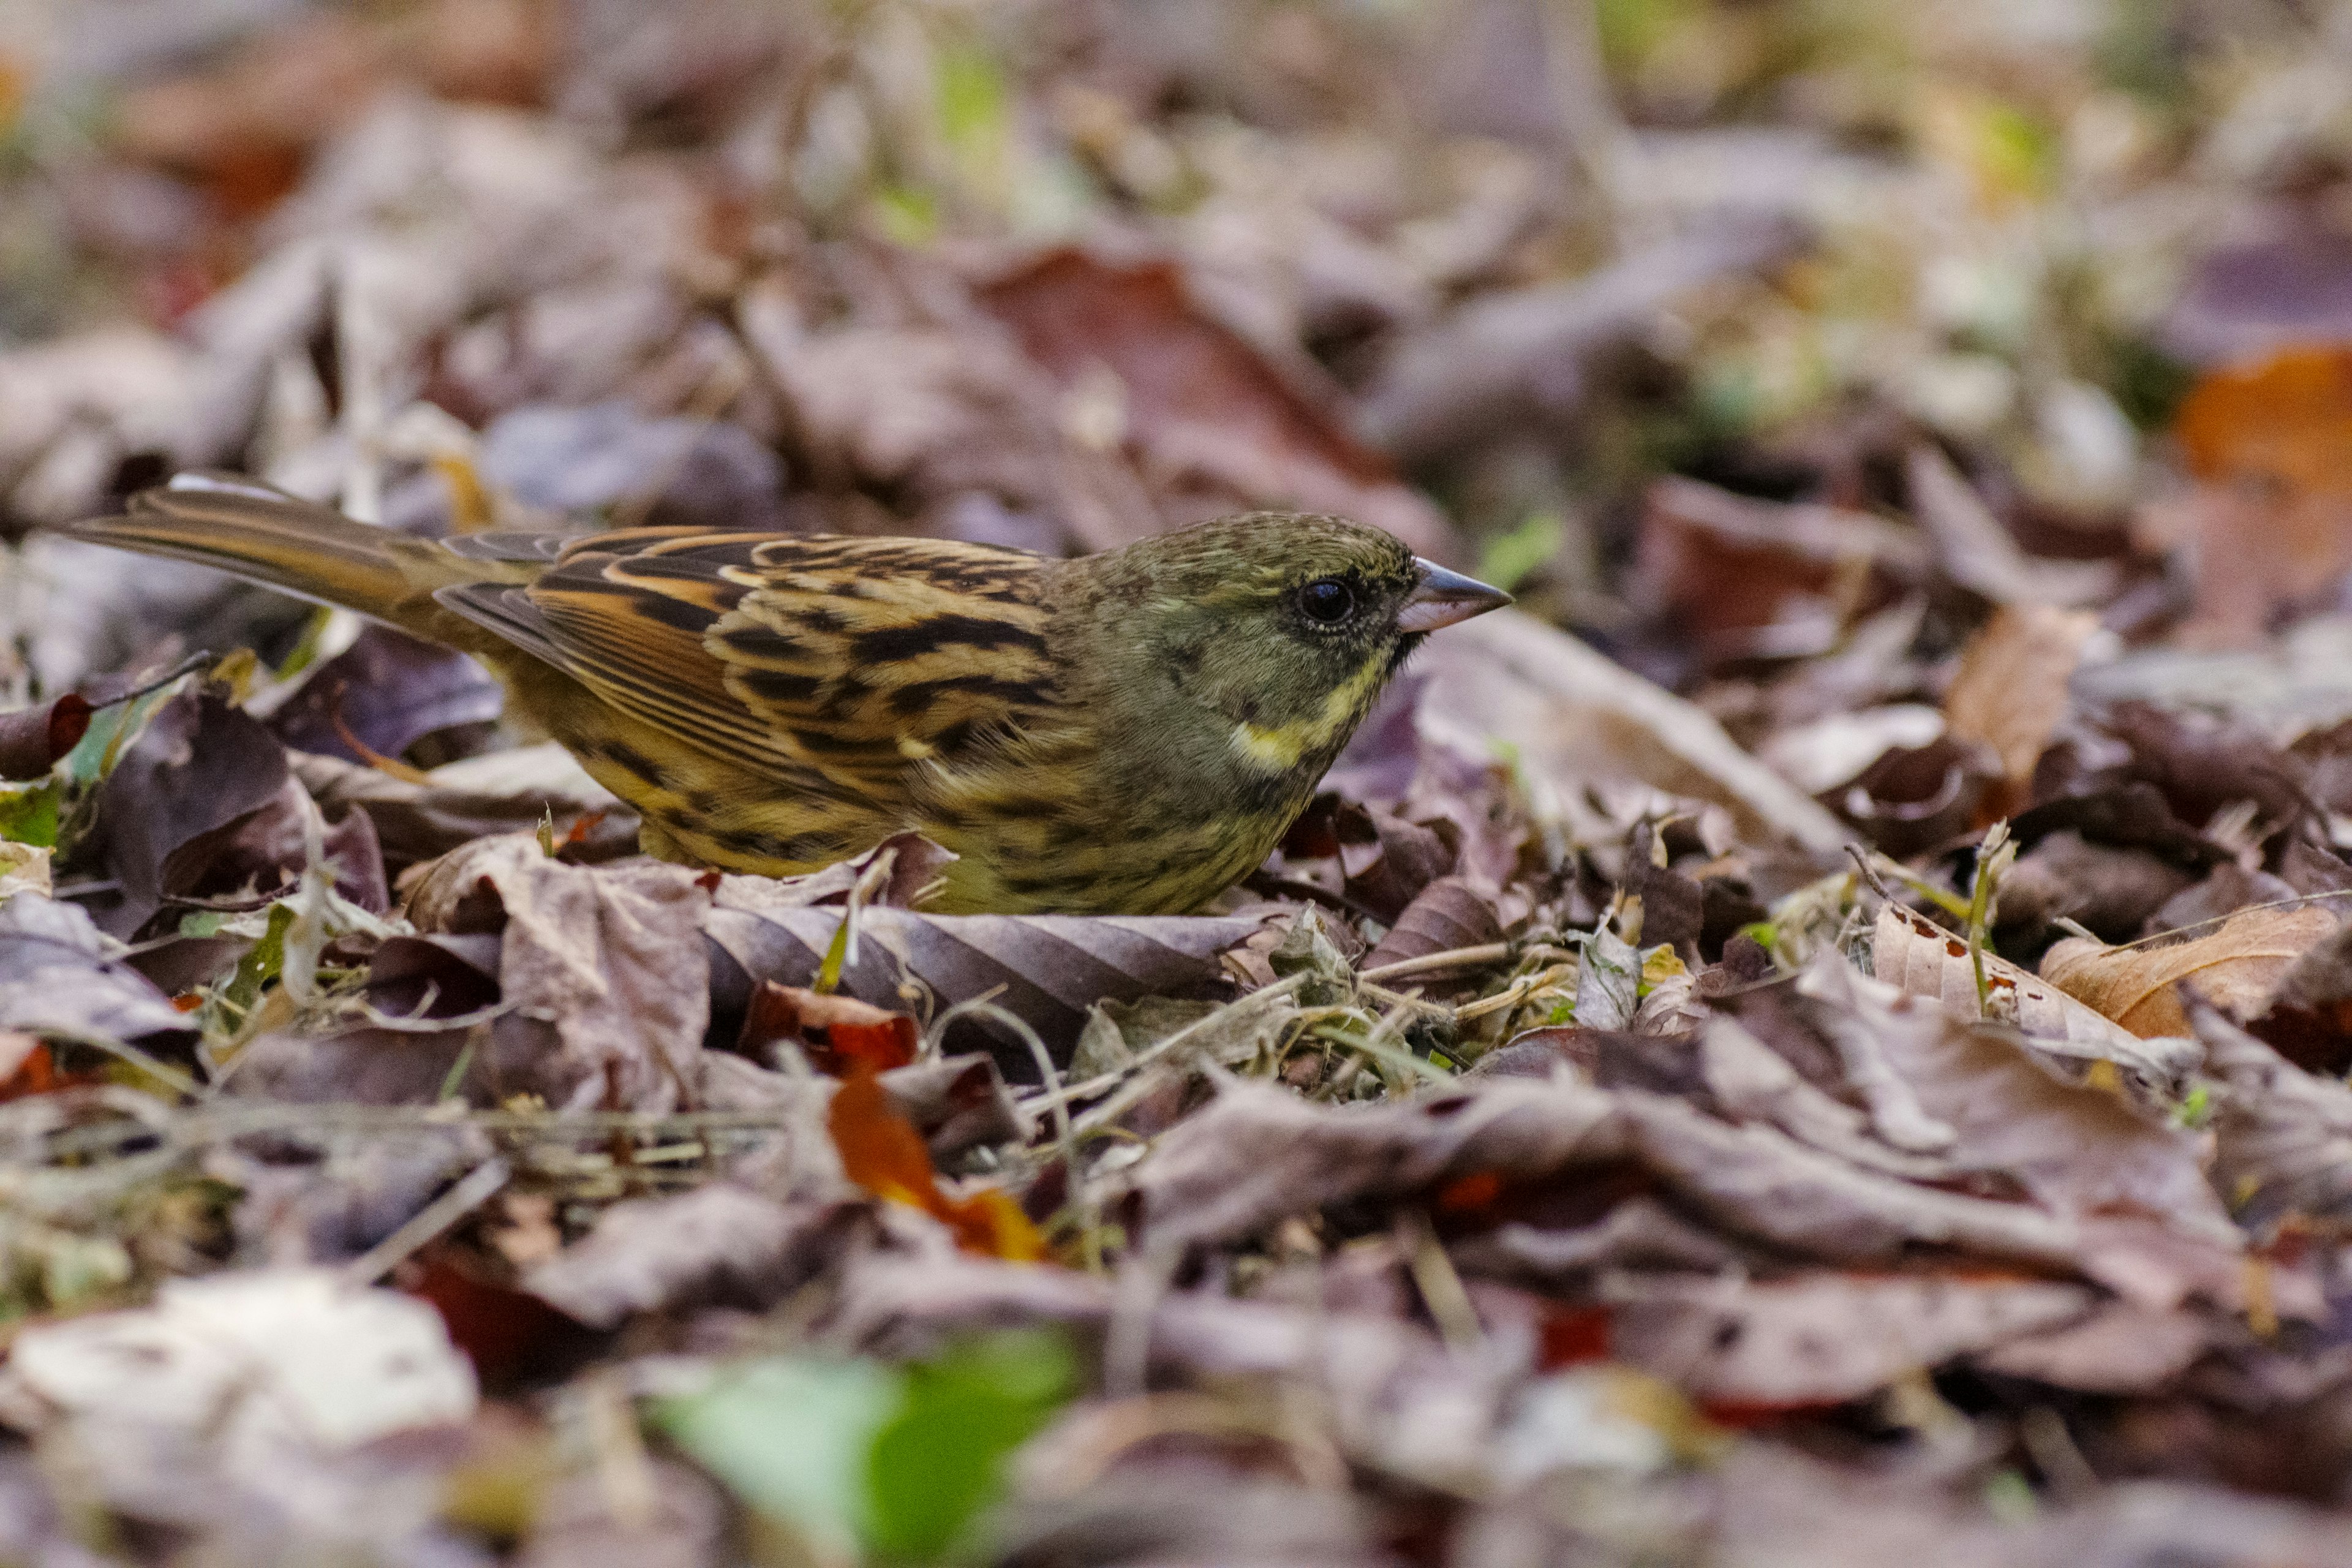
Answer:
740, 982, 919, 1074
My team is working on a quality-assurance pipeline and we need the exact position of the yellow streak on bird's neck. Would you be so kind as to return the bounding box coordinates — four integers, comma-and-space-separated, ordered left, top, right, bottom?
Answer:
1227, 654, 1387, 771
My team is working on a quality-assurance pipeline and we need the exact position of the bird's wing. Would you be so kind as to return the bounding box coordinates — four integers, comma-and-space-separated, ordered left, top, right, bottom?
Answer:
435, 530, 1061, 785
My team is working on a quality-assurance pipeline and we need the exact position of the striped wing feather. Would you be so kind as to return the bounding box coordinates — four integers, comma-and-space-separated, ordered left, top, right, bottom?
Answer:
437, 530, 1060, 794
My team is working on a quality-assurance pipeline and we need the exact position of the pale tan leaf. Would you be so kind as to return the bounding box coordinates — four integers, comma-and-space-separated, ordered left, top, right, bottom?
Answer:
1870, 905, 2198, 1090
1943, 602, 2100, 785
2040, 904, 2340, 1038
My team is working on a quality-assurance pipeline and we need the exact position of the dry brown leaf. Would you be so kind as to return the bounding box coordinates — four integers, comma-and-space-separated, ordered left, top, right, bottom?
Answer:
1976, 1303, 2217, 1394
1943, 603, 2100, 788
2040, 904, 2340, 1039
701, 903, 1265, 1061
977, 249, 1456, 559
403, 835, 716, 1112
1636, 475, 1929, 658
1364, 876, 1501, 969
1817, 961, 2234, 1235
2168, 347, 2352, 646
1870, 905, 2199, 1089
1609, 1272, 2094, 1408
524, 1188, 848, 1330
1126, 1078, 2085, 1270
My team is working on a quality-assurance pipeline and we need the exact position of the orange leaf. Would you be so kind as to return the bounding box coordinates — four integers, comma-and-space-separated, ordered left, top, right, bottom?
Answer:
0, 1037, 55, 1101
827, 1065, 943, 1204
939, 1188, 1047, 1264
2176, 347, 2352, 496
825, 1064, 1046, 1262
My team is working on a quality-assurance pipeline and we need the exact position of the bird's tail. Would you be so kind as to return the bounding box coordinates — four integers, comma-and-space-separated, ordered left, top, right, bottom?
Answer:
57, 473, 529, 654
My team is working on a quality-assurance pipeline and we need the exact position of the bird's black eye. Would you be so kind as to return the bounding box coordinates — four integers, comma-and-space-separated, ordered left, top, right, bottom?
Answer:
1297, 577, 1357, 625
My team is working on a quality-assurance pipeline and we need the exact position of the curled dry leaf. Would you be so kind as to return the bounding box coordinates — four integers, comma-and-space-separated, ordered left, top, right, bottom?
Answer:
1870, 905, 2200, 1091
2198, 1007, 2352, 1226
0, 694, 92, 782
94, 685, 292, 937
737, 982, 919, 1075
1942, 602, 2101, 791
402, 834, 715, 1112
1126, 1079, 2084, 1272
2040, 904, 2340, 1039
1636, 475, 1929, 661
295, 744, 635, 871
1811, 960, 2234, 1237
265, 624, 504, 767
1977, 1302, 2218, 1395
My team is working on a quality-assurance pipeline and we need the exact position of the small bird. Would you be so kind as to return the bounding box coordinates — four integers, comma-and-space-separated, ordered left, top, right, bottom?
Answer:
62, 475, 1509, 913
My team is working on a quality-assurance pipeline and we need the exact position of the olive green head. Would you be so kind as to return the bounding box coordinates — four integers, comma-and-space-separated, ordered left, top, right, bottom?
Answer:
1066, 511, 1512, 788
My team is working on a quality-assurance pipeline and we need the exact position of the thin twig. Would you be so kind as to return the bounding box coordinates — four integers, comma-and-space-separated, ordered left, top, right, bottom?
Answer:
342, 1158, 511, 1284
1357, 941, 1513, 984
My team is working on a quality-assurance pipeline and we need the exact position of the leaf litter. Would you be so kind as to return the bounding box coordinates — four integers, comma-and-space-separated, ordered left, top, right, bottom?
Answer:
12, 1, 2352, 1564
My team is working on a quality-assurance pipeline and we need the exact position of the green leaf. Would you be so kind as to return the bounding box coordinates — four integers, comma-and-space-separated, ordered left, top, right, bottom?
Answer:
1476, 511, 1565, 594
865, 1330, 1075, 1559
218, 903, 296, 1023
655, 1357, 900, 1558
61, 679, 178, 785
0, 778, 61, 847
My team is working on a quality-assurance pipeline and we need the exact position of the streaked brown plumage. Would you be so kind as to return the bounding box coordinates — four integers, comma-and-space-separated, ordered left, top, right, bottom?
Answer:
62, 474, 1509, 913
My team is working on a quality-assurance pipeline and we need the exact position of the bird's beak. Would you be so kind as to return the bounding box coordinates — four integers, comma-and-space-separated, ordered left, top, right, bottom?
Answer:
1397, 558, 1512, 633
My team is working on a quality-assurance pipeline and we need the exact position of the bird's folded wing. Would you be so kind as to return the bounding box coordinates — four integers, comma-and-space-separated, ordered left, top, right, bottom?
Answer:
435, 530, 1061, 787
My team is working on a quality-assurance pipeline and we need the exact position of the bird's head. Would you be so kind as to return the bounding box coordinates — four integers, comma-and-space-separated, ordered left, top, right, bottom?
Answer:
1078, 512, 1511, 780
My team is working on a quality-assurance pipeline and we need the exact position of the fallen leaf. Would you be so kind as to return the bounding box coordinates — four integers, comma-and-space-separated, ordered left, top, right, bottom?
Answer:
1871, 905, 2199, 1091
1636, 476, 1928, 662
1364, 876, 1502, 970
827, 1065, 1044, 1262
1976, 1302, 2216, 1393
2169, 347, 2352, 644
93, 685, 292, 937
266, 625, 504, 769
738, 982, 920, 1075
402, 835, 715, 1112
295, 744, 635, 873
1943, 602, 2101, 791
0, 1270, 475, 1535
1820, 961, 2234, 1236
703, 903, 1262, 1068
526, 1188, 850, 1330
0, 694, 93, 781
1608, 1271, 2094, 1408
977, 249, 1455, 559
1904, 445, 2117, 608
1396, 608, 1851, 853
0, 893, 197, 1048
2040, 905, 2340, 1039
